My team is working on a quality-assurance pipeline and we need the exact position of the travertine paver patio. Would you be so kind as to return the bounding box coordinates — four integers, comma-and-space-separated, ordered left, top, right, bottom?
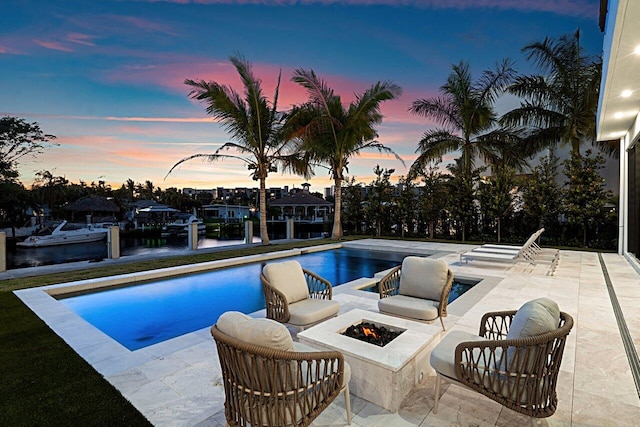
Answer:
13, 239, 640, 426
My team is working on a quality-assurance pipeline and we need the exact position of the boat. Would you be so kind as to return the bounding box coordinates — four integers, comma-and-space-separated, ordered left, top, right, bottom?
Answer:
162, 213, 206, 236
17, 221, 108, 248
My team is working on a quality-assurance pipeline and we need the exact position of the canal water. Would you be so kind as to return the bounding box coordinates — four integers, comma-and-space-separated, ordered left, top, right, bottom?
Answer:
6, 235, 261, 270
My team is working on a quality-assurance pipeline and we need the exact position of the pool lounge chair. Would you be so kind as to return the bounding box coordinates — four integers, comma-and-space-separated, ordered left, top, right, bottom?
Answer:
462, 228, 559, 272
480, 228, 545, 252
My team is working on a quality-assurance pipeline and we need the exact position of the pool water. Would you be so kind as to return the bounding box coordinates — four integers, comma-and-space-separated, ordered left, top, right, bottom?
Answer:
363, 278, 479, 303
59, 248, 418, 351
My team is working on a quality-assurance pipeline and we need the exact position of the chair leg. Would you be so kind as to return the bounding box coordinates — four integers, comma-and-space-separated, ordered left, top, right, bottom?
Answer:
433, 373, 441, 414
439, 316, 446, 331
343, 384, 352, 425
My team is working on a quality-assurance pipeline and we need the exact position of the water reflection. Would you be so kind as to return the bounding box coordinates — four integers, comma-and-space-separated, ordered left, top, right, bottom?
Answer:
7, 235, 262, 269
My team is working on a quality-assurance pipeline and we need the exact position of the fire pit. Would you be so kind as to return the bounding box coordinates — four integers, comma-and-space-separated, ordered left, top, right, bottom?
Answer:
342, 321, 404, 347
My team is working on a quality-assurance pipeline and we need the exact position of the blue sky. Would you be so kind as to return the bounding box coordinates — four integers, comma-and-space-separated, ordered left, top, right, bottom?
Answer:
0, 0, 603, 192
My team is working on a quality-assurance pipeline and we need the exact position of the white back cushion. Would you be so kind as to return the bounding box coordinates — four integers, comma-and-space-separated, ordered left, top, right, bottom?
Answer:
506, 298, 560, 340
217, 311, 294, 352
263, 260, 309, 304
399, 257, 449, 301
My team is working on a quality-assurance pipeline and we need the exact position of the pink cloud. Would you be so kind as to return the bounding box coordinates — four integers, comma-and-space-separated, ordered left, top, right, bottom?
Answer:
65, 33, 97, 46
0, 112, 212, 123
33, 39, 74, 52
0, 44, 20, 54
135, 0, 597, 18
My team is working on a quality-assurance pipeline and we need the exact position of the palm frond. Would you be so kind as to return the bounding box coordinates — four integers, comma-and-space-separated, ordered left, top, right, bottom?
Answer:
475, 58, 516, 104
409, 96, 462, 130
165, 152, 252, 179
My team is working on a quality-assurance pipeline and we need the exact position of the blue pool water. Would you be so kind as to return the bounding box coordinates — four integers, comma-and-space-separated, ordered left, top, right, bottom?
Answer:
59, 248, 417, 350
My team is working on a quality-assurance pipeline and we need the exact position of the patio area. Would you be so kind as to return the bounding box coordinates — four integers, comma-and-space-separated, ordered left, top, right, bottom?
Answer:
15, 239, 640, 426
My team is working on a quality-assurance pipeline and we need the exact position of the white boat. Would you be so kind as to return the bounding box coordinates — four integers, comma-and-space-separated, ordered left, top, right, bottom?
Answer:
17, 221, 108, 248
162, 213, 206, 236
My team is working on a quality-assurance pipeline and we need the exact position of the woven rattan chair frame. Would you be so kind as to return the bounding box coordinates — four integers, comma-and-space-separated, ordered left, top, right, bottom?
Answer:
261, 268, 333, 324
433, 310, 574, 418
378, 266, 454, 330
211, 324, 349, 427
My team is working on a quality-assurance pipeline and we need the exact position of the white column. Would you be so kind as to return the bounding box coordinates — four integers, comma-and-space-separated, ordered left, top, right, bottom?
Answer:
0, 232, 6, 272
188, 222, 198, 250
286, 218, 294, 240
619, 136, 628, 255
107, 226, 120, 259
244, 220, 253, 245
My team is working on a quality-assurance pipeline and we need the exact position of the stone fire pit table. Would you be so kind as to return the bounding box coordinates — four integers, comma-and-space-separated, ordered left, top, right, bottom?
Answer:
297, 308, 442, 411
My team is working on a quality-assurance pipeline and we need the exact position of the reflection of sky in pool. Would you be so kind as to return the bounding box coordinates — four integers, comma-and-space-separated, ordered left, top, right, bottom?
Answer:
60, 248, 417, 350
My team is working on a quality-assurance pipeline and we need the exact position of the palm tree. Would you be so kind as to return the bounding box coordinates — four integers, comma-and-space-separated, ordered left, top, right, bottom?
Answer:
409, 60, 517, 240
167, 55, 292, 245
501, 30, 616, 157
287, 69, 403, 239
409, 60, 518, 180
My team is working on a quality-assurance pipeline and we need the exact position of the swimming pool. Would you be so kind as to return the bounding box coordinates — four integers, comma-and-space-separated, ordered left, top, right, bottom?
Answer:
59, 248, 420, 351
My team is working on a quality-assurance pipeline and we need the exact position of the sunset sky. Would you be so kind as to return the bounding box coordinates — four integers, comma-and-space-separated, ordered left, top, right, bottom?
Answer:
1, 0, 604, 193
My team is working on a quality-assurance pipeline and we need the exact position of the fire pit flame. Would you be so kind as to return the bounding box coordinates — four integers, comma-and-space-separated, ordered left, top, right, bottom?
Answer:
362, 326, 378, 338
342, 321, 404, 347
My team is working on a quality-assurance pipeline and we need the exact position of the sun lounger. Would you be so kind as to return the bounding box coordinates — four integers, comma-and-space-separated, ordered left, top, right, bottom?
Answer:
460, 228, 559, 274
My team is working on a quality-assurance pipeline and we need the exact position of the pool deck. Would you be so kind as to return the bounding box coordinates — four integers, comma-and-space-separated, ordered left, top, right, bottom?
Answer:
12, 239, 640, 426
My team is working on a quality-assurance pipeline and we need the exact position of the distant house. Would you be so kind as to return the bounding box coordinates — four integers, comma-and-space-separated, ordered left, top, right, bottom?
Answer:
127, 200, 179, 225
64, 195, 121, 223
268, 184, 333, 222
201, 204, 251, 223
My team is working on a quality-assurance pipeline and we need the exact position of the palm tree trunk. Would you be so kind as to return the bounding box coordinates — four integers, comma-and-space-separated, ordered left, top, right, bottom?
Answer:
497, 217, 502, 243
332, 177, 343, 239
259, 177, 270, 245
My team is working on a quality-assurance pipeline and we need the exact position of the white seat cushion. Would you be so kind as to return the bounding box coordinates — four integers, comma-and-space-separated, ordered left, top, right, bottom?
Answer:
399, 257, 449, 301
287, 299, 340, 327
263, 260, 309, 304
216, 311, 295, 352
378, 294, 439, 321
430, 330, 487, 379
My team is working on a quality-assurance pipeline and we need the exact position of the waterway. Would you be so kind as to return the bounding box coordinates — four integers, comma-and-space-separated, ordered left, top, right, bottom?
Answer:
5, 235, 261, 270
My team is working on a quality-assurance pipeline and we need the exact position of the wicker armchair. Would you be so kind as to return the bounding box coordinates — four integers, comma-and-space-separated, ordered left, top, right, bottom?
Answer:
429, 298, 574, 418
378, 257, 454, 330
211, 312, 351, 426
261, 260, 340, 330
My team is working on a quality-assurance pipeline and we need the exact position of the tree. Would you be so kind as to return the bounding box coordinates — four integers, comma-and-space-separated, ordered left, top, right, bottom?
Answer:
409, 60, 518, 179
521, 152, 562, 242
168, 55, 293, 245
416, 161, 449, 239
563, 150, 613, 247
395, 176, 418, 237
0, 116, 57, 181
477, 165, 518, 242
365, 165, 395, 236
409, 60, 517, 239
444, 159, 483, 240
341, 177, 364, 235
31, 170, 69, 217
287, 69, 403, 239
502, 30, 616, 157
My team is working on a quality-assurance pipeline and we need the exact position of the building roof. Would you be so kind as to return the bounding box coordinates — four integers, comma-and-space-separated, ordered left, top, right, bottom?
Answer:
268, 189, 332, 206
64, 195, 120, 213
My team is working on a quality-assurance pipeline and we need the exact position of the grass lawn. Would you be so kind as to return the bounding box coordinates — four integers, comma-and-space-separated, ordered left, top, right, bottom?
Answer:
0, 238, 345, 426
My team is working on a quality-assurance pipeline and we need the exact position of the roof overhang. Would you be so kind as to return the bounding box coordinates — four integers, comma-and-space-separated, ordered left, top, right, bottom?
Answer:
597, 0, 640, 146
